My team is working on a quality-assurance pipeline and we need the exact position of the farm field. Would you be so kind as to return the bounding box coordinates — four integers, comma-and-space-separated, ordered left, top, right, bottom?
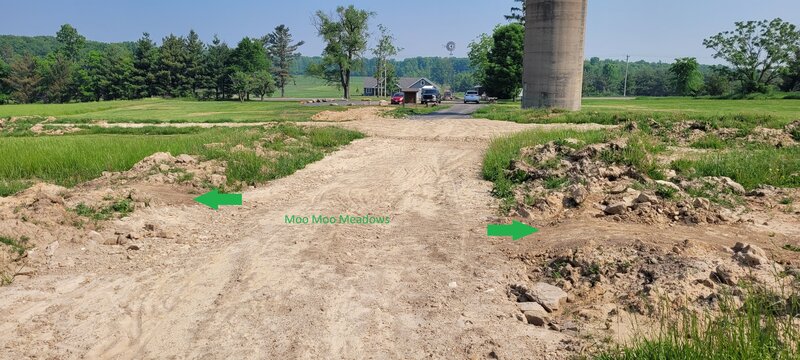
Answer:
0, 98, 347, 124
1, 99, 799, 359
281, 75, 370, 99
476, 98, 800, 127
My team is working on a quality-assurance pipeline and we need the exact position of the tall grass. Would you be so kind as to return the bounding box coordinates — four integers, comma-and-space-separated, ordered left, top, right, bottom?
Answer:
0, 98, 347, 123
475, 98, 799, 129
597, 286, 800, 360
672, 146, 800, 190
0, 125, 363, 192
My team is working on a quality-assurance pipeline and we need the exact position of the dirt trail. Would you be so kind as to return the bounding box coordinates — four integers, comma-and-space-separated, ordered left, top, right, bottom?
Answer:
0, 116, 601, 359
3, 114, 791, 359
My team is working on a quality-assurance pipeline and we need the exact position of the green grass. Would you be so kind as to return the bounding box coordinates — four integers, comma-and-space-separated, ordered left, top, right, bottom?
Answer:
387, 104, 452, 118
0, 98, 347, 124
281, 75, 369, 99
0, 235, 28, 257
783, 244, 800, 252
0, 179, 30, 197
0, 125, 363, 192
672, 146, 800, 190
73, 198, 135, 221
597, 286, 800, 360
691, 134, 727, 149
476, 98, 800, 128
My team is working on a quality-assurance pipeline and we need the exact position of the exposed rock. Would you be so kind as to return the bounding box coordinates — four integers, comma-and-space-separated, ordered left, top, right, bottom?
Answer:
604, 203, 627, 215
525, 282, 569, 313
569, 185, 588, 205
524, 312, 548, 326
693, 198, 711, 210
636, 192, 658, 204
712, 264, 739, 286
655, 180, 681, 192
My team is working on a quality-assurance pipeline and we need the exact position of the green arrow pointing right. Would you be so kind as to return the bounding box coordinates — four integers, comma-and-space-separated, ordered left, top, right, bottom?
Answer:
487, 220, 539, 241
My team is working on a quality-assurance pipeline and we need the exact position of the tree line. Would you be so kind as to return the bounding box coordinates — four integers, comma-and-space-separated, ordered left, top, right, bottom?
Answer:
487, 3, 800, 98
0, 24, 305, 103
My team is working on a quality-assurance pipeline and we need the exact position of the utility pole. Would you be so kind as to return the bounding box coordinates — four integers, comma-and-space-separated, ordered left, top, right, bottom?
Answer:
623, 55, 630, 97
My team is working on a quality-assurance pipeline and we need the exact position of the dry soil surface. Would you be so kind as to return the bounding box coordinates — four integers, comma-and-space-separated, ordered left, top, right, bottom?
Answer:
0, 112, 795, 360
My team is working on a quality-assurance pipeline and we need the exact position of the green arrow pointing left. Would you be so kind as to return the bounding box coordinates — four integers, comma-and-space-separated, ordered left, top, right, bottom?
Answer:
194, 189, 242, 210
487, 220, 539, 241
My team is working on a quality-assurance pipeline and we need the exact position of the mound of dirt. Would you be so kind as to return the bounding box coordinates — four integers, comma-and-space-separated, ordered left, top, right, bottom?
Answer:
93, 152, 227, 190
507, 140, 741, 225
505, 237, 798, 349
311, 106, 388, 122
648, 120, 798, 147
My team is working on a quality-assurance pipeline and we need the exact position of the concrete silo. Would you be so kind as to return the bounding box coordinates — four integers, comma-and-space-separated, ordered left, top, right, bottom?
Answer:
522, 0, 587, 111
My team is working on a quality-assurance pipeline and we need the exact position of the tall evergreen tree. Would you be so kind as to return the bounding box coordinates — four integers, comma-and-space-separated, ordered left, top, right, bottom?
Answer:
157, 34, 190, 97
264, 25, 305, 98
206, 35, 232, 99
132, 33, 159, 98
3, 54, 42, 103
185, 30, 206, 97
40, 52, 75, 103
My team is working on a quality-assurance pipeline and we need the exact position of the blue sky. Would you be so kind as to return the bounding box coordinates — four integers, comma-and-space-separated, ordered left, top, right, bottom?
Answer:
2, 0, 799, 64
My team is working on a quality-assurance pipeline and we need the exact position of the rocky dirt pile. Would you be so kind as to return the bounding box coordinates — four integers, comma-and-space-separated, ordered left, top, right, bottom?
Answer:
506, 238, 798, 350
0, 152, 229, 284
311, 106, 389, 122
507, 140, 745, 226
647, 119, 799, 147
90, 152, 228, 190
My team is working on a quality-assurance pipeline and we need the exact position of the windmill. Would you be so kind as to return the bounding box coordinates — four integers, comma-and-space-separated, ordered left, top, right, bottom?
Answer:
445, 41, 456, 56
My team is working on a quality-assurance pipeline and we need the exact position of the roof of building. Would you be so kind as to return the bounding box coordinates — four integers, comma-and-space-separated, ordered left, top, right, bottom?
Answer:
364, 77, 437, 89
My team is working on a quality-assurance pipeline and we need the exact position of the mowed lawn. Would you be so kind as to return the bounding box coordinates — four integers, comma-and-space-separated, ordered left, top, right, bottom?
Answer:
282, 75, 369, 99
477, 98, 800, 127
0, 98, 347, 123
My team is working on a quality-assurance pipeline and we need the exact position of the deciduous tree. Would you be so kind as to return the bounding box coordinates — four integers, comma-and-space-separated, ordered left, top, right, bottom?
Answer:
468, 33, 493, 88
55, 24, 86, 61
670, 57, 704, 96
371, 24, 400, 97
230, 71, 252, 101
310, 5, 372, 99
251, 70, 275, 100
703, 18, 800, 93
484, 23, 524, 99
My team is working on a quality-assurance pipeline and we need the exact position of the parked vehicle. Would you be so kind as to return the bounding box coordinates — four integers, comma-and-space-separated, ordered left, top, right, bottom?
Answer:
421, 86, 440, 105
391, 92, 404, 104
464, 90, 480, 104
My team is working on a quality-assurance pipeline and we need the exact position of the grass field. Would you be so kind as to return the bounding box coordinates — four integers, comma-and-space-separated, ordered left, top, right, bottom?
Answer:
0, 125, 363, 194
281, 75, 369, 99
476, 98, 800, 128
0, 98, 347, 124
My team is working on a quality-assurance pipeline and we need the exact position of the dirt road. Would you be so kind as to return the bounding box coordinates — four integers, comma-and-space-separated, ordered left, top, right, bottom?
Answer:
2, 115, 612, 359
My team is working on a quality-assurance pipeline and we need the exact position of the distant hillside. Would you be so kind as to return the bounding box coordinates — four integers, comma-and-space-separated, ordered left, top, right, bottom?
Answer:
0, 35, 134, 61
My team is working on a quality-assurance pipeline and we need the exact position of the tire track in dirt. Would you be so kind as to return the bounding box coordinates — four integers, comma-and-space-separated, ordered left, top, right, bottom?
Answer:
0, 116, 612, 359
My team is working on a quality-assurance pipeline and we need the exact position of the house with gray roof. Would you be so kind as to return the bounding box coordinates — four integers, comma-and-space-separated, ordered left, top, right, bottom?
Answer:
363, 77, 438, 97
